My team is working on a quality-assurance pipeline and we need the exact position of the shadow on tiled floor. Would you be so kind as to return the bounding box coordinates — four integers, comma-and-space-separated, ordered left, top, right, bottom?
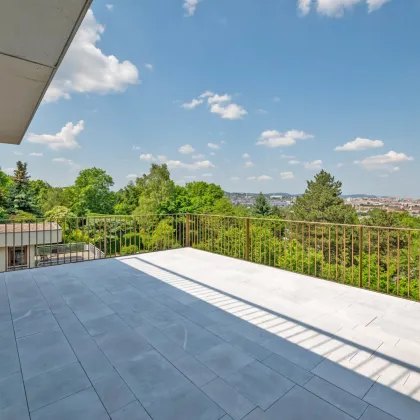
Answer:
1, 248, 419, 420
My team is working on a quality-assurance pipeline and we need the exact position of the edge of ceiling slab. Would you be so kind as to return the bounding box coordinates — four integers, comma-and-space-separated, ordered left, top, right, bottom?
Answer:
14, 0, 93, 146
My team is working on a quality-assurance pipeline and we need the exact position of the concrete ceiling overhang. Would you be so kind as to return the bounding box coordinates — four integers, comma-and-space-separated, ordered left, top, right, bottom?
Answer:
0, 0, 93, 145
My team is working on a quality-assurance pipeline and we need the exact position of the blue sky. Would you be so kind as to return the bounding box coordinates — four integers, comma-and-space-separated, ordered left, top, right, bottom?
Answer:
1, 0, 419, 196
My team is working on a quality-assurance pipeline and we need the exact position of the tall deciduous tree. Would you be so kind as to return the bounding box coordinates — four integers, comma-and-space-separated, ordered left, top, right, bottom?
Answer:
134, 164, 175, 214
72, 168, 116, 215
292, 170, 357, 224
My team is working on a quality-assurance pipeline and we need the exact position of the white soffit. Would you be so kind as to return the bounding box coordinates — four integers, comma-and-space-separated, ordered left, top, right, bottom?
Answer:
0, 0, 93, 145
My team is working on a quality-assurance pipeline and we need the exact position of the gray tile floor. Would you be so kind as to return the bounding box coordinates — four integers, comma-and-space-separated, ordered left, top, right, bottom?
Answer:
1, 248, 420, 420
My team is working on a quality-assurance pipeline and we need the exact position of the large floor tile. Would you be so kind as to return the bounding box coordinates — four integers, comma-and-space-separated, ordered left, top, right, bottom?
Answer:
30, 387, 109, 420
265, 386, 354, 420
110, 401, 151, 420
146, 383, 225, 420
93, 371, 136, 413
202, 377, 255, 420
83, 314, 127, 337
225, 361, 294, 410
172, 355, 217, 387
13, 308, 58, 338
94, 327, 152, 365
0, 372, 26, 410
312, 359, 375, 399
162, 320, 224, 356
304, 376, 368, 419
262, 353, 313, 386
360, 405, 399, 420
17, 329, 77, 380
115, 350, 191, 406
197, 342, 254, 379
25, 362, 90, 412
364, 382, 420, 420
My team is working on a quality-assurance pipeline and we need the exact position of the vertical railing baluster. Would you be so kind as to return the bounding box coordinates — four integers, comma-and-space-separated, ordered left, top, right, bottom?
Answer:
359, 226, 363, 288
407, 230, 411, 298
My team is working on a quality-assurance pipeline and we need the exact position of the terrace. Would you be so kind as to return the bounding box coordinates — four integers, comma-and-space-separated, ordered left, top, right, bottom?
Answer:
1, 240, 420, 420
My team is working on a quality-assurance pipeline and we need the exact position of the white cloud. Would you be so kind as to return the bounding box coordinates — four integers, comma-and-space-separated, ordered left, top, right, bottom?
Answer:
126, 174, 138, 179
29, 152, 43, 157
247, 176, 256, 181
256, 109, 268, 115
335, 137, 384, 151
140, 153, 155, 161
4, 168, 14, 175
182, 98, 204, 109
184, 91, 247, 120
304, 160, 323, 170
280, 172, 294, 180
157, 155, 167, 162
209, 152, 216, 156
202, 173, 213, 177
106, 4, 114, 11
192, 154, 205, 160
257, 129, 313, 148
165, 159, 215, 171
184, 175, 197, 180
145, 63, 154, 71
27, 120, 84, 151
281, 154, 295, 159
242, 153, 250, 159
44, 10, 138, 103
210, 103, 247, 120
183, 0, 200, 17
298, 0, 312, 15
299, 0, 392, 18
336, 162, 345, 168
257, 175, 273, 181
52, 157, 79, 168
273, 97, 281, 102
200, 91, 214, 98
13, 151, 23, 156
208, 94, 232, 104
244, 161, 254, 168
355, 151, 413, 172
178, 144, 195, 154
288, 160, 301, 165
230, 176, 240, 181
367, 0, 391, 13
208, 143, 220, 150
132, 145, 141, 151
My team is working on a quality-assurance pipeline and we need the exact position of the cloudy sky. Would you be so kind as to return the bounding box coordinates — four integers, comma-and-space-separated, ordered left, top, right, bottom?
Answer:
1, 0, 419, 196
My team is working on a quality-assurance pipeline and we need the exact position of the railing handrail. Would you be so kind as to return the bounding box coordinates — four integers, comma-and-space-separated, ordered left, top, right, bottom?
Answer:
1, 214, 419, 232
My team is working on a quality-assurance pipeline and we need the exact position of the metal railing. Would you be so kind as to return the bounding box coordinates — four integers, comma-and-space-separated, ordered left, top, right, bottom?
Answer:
1, 214, 419, 301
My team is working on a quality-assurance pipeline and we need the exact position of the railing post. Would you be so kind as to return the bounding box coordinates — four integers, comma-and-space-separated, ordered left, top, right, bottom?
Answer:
186, 213, 190, 247
104, 217, 107, 257
359, 226, 363, 287
245, 218, 250, 261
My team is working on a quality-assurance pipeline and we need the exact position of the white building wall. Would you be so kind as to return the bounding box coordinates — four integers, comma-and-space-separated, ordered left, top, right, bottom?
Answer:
0, 230, 61, 272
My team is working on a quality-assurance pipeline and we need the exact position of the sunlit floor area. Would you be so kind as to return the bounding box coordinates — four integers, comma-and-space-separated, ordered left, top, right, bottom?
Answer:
1, 248, 419, 420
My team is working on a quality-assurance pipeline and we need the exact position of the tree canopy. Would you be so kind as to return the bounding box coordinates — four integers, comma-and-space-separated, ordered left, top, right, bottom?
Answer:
292, 170, 357, 224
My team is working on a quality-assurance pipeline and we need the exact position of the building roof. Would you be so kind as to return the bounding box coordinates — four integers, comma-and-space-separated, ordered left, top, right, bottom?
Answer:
0, 0, 92, 145
0, 222, 61, 233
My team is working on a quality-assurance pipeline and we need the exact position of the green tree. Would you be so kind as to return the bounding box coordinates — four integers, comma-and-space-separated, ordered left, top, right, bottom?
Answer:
41, 187, 75, 215
253, 193, 272, 216
114, 182, 141, 215
72, 168, 116, 215
9, 161, 37, 215
0, 167, 12, 218
134, 164, 175, 214
292, 170, 357, 224
45, 206, 76, 221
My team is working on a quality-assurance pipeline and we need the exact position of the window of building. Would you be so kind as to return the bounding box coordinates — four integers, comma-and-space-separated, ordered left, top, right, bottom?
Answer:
8, 246, 28, 269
